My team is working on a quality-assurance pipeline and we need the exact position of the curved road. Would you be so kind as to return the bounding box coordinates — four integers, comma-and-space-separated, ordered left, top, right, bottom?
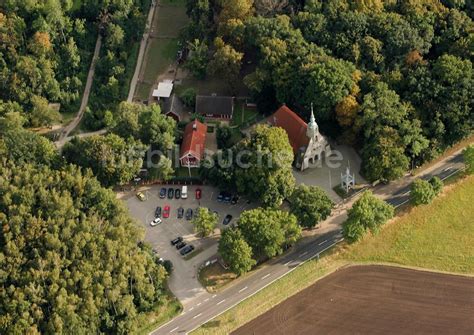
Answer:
55, 35, 102, 148
151, 149, 466, 335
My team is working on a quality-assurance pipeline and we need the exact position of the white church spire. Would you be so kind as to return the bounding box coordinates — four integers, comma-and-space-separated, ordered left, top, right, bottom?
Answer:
307, 103, 319, 139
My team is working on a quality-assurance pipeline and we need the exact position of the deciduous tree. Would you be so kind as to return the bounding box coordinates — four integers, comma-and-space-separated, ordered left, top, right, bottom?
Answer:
219, 228, 256, 275
193, 207, 218, 237
238, 208, 301, 258
290, 185, 334, 228
343, 191, 394, 242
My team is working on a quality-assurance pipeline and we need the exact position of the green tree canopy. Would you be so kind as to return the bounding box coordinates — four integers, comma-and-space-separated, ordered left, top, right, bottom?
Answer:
411, 178, 436, 206
218, 228, 256, 275
110, 102, 176, 152
238, 208, 301, 259
0, 112, 59, 167
235, 125, 296, 207
62, 134, 146, 187
289, 185, 334, 228
343, 191, 394, 242
464, 145, 474, 175
192, 207, 218, 237
0, 161, 167, 334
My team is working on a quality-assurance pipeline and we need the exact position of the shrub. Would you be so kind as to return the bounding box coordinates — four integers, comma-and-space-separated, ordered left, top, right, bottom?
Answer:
411, 178, 436, 205
179, 88, 197, 108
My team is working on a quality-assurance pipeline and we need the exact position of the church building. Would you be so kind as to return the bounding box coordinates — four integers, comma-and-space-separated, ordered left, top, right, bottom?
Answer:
268, 104, 330, 171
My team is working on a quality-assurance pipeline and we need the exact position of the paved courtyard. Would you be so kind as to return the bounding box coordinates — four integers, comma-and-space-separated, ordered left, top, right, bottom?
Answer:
294, 144, 367, 202
125, 184, 257, 307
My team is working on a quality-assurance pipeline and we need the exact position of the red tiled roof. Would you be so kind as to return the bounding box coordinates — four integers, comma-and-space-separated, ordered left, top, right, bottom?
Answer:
268, 105, 309, 154
180, 120, 207, 160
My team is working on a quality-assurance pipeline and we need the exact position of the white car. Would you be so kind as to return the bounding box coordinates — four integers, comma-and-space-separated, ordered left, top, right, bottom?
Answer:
150, 218, 162, 226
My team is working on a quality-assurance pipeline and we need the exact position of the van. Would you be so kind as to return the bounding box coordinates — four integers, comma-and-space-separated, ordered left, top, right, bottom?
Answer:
181, 186, 188, 199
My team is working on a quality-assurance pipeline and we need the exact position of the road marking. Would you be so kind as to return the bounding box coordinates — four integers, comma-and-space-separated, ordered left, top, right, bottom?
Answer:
189, 307, 194, 311
169, 326, 179, 333
204, 298, 209, 302
238, 286, 248, 293
177, 238, 345, 335
402, 191, 410, 195
261, 273, 271, 280
193, 313, 202, 319
212, 294, 217, 298
284, 260, 291, 266
395, 199, 410, 208
299, 251, 308, 257
318, 239, 328, 245
217, 299, 226, 305
197, 303, 202, 306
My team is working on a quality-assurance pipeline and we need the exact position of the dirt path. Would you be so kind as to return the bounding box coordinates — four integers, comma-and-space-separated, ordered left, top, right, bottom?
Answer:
127, 0, 157, 102
56, 35, 102, 148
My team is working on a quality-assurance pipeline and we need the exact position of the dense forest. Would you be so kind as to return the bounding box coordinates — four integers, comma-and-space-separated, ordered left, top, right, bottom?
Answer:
186, 0, 473, 182
0, 110, 171, 334
0, 2, 174, 333
0, 0, 150, 128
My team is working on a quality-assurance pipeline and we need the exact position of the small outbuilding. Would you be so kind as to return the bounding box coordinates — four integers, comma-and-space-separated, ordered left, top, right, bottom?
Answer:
152, 80, 174, 100
195, 95, 234, 119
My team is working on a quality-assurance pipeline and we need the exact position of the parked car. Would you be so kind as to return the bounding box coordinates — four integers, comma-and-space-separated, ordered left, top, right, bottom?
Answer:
136, 192, 146, 201
177, 207, 184, 219
180, 245, 195, 256
163, 259, 173, 273
163, 205, 170, 218
150, 217, 162, 226
185, 208, 193, 220
170, 237, 183, 246
217, 191, 232, 202
223, 214, 233, 225
155, 206, 162, 218
167, 188, 174, 199
195, 188, 202, 199
175, 188, 181, 199
175, 241, 186, 250
159, 187, 166, 198
181, 186, 188, 199
231, 195, 239, 204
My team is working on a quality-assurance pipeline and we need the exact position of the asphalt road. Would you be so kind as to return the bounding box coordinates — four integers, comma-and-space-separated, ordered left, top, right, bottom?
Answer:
151, 150, 466, 335
382, 153, 464, 207
151, 231, 344, 335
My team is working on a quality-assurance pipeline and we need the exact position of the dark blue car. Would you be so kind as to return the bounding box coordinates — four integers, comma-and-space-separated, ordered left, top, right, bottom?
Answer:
159, 188, 166, 199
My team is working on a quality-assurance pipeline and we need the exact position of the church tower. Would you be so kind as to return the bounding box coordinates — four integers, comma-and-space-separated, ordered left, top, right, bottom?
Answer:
306, 103, 319, 141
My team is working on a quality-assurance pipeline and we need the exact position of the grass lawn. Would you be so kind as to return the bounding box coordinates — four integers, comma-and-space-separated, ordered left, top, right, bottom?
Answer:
192, 174, 474, 334
143, 38, 180, 84
135, 1, 188, 101
343, 174, 474, 274
174, 166, 200, 178
136, 293, 182, 335
198, 263, 237, 293
154, 6, 188, 37
230, 103, 259, 128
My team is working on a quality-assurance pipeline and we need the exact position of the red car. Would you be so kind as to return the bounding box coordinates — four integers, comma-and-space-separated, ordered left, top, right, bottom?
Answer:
195, 188, 202, 200
163, 205, 170, 218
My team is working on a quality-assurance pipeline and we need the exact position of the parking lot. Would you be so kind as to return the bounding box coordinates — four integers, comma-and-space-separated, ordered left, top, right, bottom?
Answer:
125, 184, 257, 306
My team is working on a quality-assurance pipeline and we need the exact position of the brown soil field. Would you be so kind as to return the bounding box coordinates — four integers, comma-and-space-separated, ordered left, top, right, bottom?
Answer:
232, 265, 474, 335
